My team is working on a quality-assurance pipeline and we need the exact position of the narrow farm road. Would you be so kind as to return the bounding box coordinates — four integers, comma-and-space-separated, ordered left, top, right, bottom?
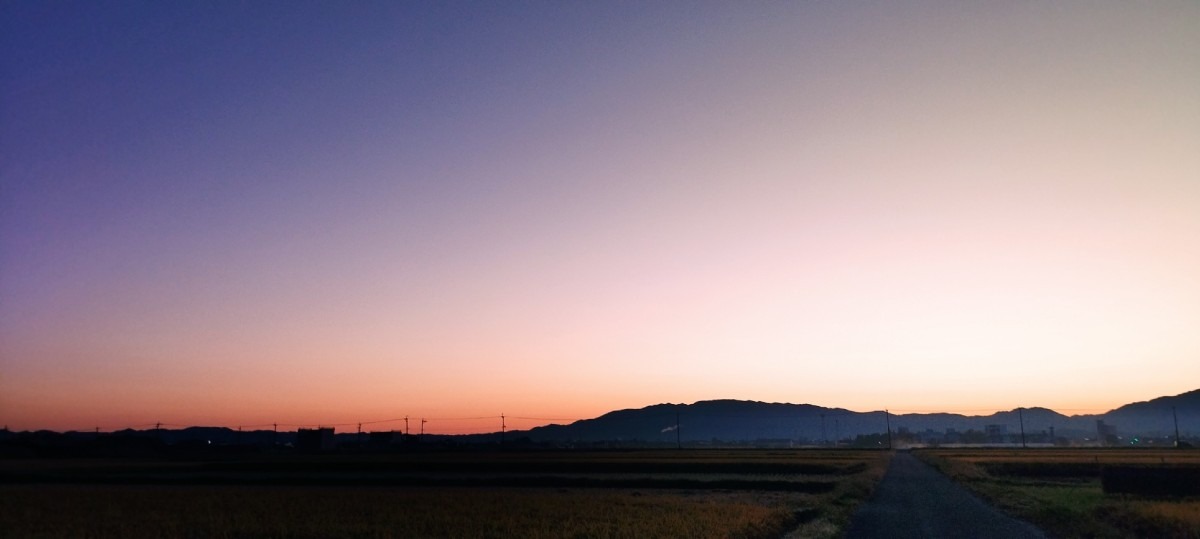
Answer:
845, 451, 1046, 539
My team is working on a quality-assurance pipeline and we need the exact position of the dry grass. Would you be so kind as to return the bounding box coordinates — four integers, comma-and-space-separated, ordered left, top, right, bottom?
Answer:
1110, 500, 1200, 537
929, 448, 1200, 465
0, 486, 795, 539
786, 450, 891, 539
917, 449, 1200, 538
0, 450, 892, 539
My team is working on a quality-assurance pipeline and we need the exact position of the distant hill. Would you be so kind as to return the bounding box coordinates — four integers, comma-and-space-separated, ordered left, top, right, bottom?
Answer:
518, 389, 1200, 444
5, 389, 1196, 449
525, 400, 883, 444
1098, 389, 1200, 436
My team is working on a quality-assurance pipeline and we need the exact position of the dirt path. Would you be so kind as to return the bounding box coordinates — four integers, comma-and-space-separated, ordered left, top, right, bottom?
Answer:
845, 452, 1045, 539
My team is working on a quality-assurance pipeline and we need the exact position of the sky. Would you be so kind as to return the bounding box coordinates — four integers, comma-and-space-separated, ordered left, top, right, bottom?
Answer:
2, 1, 1198, 433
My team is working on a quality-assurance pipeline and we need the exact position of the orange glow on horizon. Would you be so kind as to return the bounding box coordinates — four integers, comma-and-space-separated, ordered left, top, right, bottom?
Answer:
2, 3, 1198, 433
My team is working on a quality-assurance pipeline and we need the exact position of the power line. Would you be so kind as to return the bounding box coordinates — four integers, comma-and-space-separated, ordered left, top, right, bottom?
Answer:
27, 403, 1182, 436
510, 416, 582, 421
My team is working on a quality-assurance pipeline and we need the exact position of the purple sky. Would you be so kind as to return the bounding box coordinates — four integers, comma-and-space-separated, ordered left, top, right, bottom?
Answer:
3, 1, 1198, 431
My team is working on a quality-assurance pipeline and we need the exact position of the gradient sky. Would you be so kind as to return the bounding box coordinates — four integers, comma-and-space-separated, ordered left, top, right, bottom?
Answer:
3, 1, 1198, 433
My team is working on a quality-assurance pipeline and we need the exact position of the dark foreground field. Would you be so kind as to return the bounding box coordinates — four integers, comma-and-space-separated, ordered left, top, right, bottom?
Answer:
0, 450, 890, 538
916, 448, 1200, 538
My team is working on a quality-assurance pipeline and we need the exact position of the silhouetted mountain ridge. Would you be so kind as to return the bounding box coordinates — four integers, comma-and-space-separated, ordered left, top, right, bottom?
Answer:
5, 390, 1196, 448
520, 389, 1200, 444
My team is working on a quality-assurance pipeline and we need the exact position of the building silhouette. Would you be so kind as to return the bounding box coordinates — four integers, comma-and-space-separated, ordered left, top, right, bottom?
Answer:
297, 427, 336, 451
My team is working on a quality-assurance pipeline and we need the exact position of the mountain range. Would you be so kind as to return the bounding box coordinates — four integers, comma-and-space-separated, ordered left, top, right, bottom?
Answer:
7, 389, 1196, 447
517, 389, 1200, 444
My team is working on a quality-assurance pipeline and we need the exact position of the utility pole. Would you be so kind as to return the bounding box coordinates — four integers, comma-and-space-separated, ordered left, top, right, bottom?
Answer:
357, 423, 362, 446
821, 413, 828, 446
500, 414, 506, 445
1018, 408, 1027, 449
675, 410, 681, 450
273, 423, 278, 447
1173, 406, 1181, 448
404, 416, 410, 437
884, 410, 893, 450
420, 418, 426, 443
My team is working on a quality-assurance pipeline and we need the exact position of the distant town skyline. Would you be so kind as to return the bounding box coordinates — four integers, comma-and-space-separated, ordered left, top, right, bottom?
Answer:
3, 2, 1198, 432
